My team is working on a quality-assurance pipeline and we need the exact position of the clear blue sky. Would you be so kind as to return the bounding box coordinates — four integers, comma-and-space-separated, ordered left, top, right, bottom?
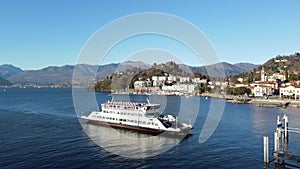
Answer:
0, 0, 299, 70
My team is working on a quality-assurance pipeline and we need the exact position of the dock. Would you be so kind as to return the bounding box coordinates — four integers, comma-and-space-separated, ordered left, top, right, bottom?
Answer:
264, 114, 300, 168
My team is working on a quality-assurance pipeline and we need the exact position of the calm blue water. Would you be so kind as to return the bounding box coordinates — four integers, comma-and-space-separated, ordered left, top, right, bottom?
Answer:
1, 88, 300, 168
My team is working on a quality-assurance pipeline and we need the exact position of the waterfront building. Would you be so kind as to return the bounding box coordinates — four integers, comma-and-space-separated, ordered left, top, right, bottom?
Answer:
280, 85, 300, 99
134, 81, 152, 88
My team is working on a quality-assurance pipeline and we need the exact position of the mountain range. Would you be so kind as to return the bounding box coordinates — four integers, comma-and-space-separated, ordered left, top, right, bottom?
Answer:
0, 61, 258, 86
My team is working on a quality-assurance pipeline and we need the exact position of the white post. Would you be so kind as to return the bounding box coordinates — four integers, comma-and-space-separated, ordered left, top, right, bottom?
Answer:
284, 115, 288, 143
176, 116, 178, 129
274, 131, 278, 152
264, 136, 269, 167
274, 131, 278, 164
277, 115, 281, 128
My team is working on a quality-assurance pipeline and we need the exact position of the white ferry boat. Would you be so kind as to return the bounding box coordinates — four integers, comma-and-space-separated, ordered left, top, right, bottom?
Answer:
81, 100, 193, 136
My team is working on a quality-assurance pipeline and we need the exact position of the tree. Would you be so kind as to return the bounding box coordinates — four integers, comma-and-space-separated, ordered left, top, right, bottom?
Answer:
204, 82, 211, 93
289, 73, 297, 81
285, 69, 289, 81
226, 87, 251, 95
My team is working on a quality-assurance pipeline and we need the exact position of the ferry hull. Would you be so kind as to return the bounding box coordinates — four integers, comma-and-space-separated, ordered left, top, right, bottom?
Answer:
84, 119, 191, 137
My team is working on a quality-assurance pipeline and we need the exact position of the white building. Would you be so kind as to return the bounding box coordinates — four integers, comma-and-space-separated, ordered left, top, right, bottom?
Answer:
253, 85, 273, 97
280, 85, 300, 99
167, 75, 178, 82
192, 78, 208, 84
158, 76, 167, 82
152, 75, 167, 87
152, 76, 158, 81
134, 81, 152, 88
179, 77, 190, 83
267, 72, 286, 82
260, 67, 286, 82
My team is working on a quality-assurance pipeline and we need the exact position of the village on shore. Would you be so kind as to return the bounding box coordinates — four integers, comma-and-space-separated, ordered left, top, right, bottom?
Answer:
128, 60, 300, 108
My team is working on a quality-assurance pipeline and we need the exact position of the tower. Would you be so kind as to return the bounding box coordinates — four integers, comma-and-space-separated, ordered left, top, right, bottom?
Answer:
261, 67, 266, 82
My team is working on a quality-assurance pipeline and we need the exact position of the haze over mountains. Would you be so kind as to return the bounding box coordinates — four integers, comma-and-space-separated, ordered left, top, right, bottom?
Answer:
0, 61, 258, 86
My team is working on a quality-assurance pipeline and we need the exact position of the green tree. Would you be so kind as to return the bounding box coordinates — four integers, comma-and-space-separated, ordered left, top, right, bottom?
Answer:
226, 87, 250, 95
289, 73, 297, 81
285, 69, 289, 81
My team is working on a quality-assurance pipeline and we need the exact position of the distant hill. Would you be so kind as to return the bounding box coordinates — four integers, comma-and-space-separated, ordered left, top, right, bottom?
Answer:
190, 62, 259, 77
0, 77, 11, 86
0, 64, 23, 79
2, 60, 257, 86
8, 65, 75, 85
233, 63, 259, 72
7, 61, 150, 85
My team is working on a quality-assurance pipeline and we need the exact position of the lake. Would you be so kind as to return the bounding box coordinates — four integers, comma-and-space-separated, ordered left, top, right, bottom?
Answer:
1, 88, 300, 168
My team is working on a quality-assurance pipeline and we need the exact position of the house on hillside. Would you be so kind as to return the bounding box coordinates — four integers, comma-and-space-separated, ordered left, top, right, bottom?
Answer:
260, 67, 286, 82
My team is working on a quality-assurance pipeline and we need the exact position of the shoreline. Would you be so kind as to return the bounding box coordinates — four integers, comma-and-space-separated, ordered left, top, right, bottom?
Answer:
201, 93, 300, 108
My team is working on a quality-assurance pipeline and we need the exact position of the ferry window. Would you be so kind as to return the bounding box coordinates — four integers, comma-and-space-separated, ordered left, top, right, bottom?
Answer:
152, 122, 154, 125
155, 123, 158, 126
134, 120, 137, 123
147, 122, 150, 125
